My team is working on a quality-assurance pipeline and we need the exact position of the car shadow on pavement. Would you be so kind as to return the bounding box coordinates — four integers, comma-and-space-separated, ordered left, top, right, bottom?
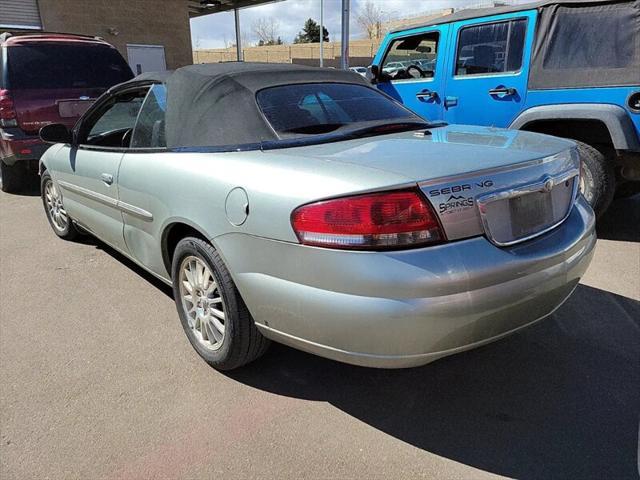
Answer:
597, 194, 639, 242
227, 285, 640, 480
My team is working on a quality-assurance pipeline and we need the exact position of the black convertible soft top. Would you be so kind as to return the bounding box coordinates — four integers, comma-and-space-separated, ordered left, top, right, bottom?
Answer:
122, 62, 370, 149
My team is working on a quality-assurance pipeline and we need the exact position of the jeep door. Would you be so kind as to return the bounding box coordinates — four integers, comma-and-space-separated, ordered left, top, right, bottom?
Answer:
54, 88, 147, 252
374, 25, 449, 122
442, 11, 536, 127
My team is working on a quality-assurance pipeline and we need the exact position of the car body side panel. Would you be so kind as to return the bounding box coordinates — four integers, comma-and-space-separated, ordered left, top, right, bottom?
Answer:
116, 150, 413, 279
45, 145, 127, 251
115, 126, 576, 279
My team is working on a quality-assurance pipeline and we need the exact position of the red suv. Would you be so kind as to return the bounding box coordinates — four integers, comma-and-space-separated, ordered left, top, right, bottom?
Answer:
0, 33, 133, 192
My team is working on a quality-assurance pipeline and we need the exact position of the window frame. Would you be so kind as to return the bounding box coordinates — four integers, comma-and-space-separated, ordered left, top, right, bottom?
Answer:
74, 82, 169, 153
130, 83, 168, 150
452, 16, 529, 79
380, 29, 442, 84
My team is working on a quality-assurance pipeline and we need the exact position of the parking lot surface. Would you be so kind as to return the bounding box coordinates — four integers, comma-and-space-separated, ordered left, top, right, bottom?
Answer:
1, 187, 639, 479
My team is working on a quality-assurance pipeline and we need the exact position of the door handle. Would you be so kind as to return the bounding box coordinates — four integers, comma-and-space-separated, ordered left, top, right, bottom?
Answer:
100, 173, 114, 185
444, 96, 458, 108
416, 89, 438, 101
488, 87, 517, 97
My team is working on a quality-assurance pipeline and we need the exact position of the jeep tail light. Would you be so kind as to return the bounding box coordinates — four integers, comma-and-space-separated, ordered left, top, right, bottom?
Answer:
291, 189, 445, 250
0, 89, 17, 127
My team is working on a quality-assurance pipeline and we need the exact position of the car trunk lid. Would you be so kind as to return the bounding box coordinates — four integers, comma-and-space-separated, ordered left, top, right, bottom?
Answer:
280, 125, 580, 245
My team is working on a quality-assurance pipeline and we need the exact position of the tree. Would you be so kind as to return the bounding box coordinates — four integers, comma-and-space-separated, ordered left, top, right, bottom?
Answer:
293, 18, 329, 44
252, 17, 281, 46
357, 1, 386, 40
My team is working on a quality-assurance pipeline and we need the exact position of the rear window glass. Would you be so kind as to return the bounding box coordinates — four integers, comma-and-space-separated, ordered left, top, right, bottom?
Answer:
7, 44, 133, 89
256, 83, 419, 137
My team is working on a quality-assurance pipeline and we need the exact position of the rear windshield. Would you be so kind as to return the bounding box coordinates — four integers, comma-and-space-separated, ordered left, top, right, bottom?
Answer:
256, 83, 421, 138
7, 44, 133, 89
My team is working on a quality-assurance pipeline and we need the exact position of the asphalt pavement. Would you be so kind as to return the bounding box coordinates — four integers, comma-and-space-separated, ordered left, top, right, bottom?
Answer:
1, 185, 638, 479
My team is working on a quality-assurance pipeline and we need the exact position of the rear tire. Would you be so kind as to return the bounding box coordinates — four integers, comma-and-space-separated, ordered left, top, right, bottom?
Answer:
41, 171, 78, 240
575, 140, 615, 218
0, 161, 25, 193
171, 237, 270, 370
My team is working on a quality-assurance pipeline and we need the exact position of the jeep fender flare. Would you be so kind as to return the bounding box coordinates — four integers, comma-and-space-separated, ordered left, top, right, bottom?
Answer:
509, 104, 640, 152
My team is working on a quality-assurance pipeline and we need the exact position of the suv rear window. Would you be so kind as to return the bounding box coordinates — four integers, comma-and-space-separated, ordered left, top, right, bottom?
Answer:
7, 44, 133, 89
256, 83, 420, 137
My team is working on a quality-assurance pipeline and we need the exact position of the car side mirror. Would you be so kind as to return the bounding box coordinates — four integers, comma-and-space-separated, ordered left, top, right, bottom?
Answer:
40, 123, 73, 144
367, 64, 380, 83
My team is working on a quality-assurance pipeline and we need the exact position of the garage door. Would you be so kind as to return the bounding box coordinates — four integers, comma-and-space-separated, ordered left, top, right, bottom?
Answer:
127, 44, 167, 75
0, 0, 42, 30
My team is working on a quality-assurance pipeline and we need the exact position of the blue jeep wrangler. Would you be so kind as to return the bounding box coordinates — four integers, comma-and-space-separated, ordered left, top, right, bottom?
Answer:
370, 0, 640, 216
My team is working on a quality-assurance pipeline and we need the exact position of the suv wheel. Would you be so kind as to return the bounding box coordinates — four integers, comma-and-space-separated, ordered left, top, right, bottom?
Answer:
575, 141, 615, 218
171, 237, 270, 370
0, 161, 25, 193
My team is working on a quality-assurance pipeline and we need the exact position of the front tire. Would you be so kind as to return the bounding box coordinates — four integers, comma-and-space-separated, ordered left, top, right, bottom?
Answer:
41, 171, 78, 240
171, 237, 270, 370
575, 140, 615, 218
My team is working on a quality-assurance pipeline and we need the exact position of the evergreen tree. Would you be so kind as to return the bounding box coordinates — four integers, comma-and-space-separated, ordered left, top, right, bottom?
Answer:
294, 18, 329, 43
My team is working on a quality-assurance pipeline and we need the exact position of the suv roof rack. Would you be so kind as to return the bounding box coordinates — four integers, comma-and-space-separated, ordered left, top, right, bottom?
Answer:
0, 30, 103, 43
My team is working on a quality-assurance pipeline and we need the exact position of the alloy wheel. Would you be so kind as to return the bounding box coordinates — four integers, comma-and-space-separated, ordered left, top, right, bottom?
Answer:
178, 255, 226, 350
44, 180, 69, 232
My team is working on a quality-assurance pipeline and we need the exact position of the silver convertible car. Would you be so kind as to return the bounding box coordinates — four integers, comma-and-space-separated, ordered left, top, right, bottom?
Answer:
38, 63, 596, 370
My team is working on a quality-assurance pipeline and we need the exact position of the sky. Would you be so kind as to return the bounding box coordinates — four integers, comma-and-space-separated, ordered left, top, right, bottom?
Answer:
190, 0, 532, 49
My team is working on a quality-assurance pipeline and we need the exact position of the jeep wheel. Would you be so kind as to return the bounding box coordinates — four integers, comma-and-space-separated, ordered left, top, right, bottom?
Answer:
575, 141, 615, 218
0, 161, 25, 193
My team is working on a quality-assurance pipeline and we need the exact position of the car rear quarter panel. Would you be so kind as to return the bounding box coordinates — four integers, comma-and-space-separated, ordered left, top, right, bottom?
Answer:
116, 150, 412, 279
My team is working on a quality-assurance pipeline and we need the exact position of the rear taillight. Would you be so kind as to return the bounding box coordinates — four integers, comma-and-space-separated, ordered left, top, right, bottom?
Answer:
291, 189, 445, 250
0, 89, 17, 127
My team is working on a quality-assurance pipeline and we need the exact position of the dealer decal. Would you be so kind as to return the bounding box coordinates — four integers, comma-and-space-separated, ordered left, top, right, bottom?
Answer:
439, 195, 475, 214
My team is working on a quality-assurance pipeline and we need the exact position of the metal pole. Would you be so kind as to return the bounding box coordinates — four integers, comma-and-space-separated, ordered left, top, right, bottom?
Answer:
319, 0, 324, 67
340, 0, 350, 70
234, 8, 243, 61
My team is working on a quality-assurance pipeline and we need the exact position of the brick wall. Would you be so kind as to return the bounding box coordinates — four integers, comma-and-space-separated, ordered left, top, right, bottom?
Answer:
37, 0, 192, 70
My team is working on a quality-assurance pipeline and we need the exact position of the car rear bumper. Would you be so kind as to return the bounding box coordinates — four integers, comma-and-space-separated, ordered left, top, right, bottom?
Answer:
0, 128, 47, 165
215, 195, 596, 368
